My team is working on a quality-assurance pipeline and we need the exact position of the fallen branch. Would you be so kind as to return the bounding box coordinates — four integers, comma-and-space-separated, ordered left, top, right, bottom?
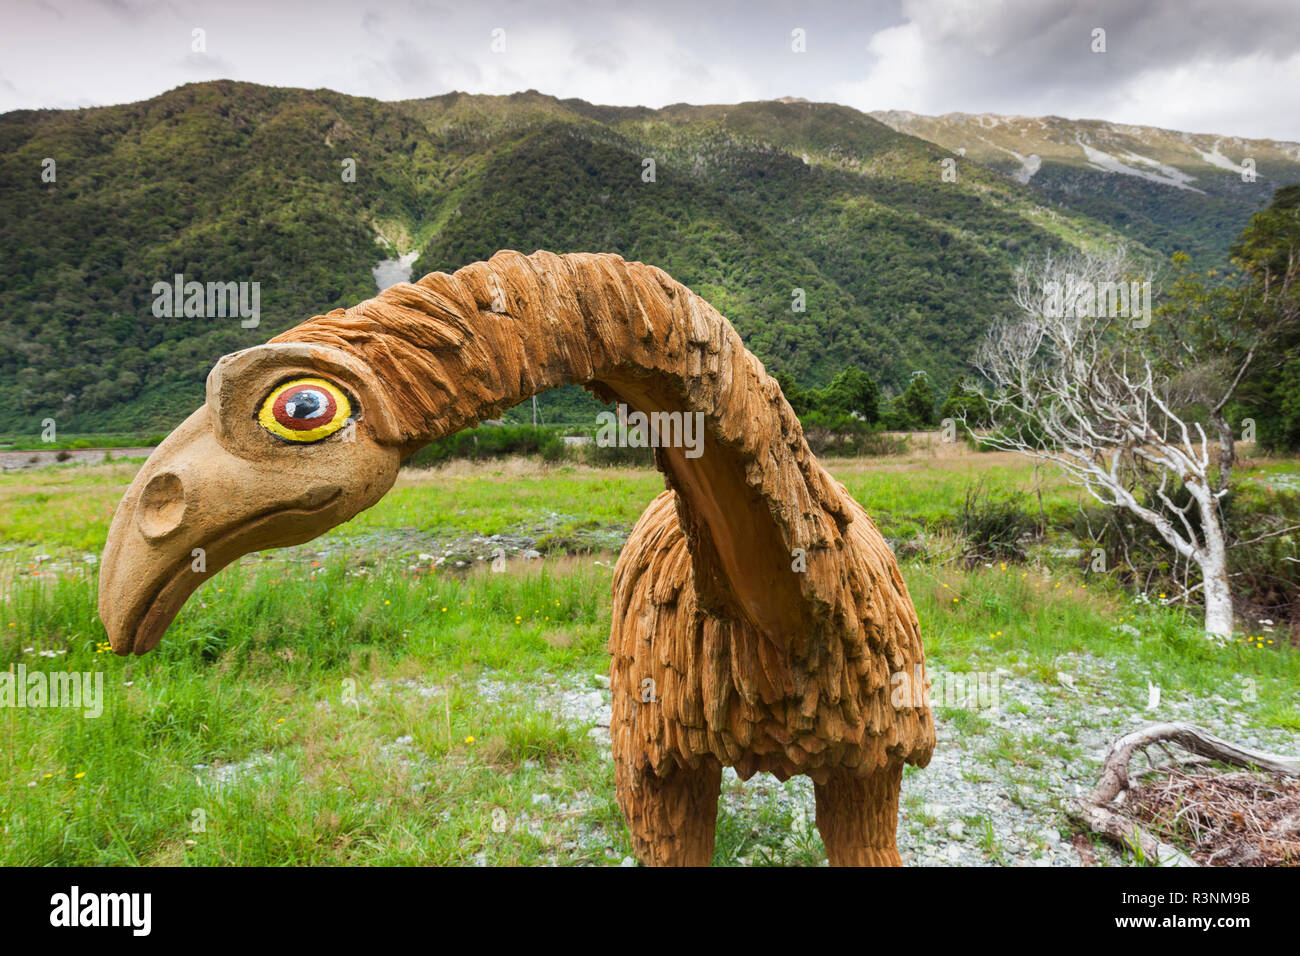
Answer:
1068, 722, 1300, 867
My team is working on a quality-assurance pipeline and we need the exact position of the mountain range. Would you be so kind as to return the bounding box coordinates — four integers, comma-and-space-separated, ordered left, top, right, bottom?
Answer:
2, 81, 1296, 433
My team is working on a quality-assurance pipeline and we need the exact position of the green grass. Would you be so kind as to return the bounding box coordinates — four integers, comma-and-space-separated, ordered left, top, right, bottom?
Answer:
0, 556, 623, 865
911, 561, 1298, 706
0, 450, 1069, 554
838, 460, 1075, 531
342, 466, 663, 539
0, 433, 164, 451
0, 453, 1296, 865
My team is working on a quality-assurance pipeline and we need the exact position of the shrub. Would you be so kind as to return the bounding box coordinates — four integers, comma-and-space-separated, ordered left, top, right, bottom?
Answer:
403, 425, 566, 467
580, 440, 654, 467
959, 480, 1034, 563
802, 424, 909, 457
900, 371, 938, 427
940, 375, 992, 429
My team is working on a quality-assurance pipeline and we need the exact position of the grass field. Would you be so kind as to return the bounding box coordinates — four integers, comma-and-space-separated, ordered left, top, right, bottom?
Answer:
1, 444, 1297, 866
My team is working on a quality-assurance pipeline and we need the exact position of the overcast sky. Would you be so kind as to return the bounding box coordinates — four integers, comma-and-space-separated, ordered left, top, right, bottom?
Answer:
3, 0, 1299, 140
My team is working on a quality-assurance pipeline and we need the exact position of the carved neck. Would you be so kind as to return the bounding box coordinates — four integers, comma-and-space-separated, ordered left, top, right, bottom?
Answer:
272, 250, 853, 640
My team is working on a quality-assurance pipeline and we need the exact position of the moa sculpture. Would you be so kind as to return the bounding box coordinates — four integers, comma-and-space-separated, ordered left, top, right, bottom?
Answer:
99, 250, 935, 866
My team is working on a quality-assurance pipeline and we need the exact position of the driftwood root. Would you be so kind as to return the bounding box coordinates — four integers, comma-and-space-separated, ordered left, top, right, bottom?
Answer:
1068, 722, 1300, 867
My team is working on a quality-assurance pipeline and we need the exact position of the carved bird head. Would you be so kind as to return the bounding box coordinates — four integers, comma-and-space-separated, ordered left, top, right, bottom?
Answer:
98, 343, 404, 655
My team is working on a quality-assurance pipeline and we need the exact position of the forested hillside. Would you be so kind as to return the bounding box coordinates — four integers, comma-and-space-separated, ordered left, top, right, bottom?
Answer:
0, 82, 1277, 433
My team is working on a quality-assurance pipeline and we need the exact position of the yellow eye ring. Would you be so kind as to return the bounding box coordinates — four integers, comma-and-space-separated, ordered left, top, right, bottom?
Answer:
258, 377, 353, 443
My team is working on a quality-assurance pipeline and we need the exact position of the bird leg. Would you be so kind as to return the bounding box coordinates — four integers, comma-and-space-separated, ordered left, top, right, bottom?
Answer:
617, 758, 722, 867
814, 763, 904, 866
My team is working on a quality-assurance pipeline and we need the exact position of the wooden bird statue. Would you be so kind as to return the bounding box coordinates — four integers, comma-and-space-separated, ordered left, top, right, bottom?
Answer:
99, 251, 935, 866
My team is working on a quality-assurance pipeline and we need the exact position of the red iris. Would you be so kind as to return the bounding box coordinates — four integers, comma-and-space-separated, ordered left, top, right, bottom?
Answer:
272, 387, 336, 431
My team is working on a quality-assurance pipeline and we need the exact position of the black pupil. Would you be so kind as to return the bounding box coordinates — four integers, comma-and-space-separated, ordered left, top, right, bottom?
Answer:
287, 391, 322, 419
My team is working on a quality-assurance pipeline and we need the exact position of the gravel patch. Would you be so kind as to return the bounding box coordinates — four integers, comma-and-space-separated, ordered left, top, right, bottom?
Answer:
192, 751, 283, 788
467, 649, 1295, 866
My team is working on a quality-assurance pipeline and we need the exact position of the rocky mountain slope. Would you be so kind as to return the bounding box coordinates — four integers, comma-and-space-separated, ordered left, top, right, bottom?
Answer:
871, 110, 1300, 265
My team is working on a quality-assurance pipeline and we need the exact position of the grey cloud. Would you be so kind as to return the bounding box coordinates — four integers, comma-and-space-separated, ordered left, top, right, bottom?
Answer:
386, 38, 433, 84
178, 50, 235, 75
30, 0, 66, 19
1, 0, 1297, 138
572, 37, 623, 74
89, 0, 181, 21
902, 0, 1300, 100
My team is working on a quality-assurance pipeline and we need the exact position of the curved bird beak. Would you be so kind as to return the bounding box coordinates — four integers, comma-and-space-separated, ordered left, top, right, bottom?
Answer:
97, 344, 403, 655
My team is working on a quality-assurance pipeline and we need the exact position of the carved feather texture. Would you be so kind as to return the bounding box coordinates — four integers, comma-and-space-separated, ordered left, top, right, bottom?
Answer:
273, 250, 935, 863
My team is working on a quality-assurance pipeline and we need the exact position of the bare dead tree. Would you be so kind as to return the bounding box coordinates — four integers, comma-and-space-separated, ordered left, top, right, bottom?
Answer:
972, 247, 1238, 637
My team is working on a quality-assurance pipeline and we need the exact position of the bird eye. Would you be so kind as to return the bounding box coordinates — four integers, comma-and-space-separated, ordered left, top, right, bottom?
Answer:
258, 377, 353, 443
